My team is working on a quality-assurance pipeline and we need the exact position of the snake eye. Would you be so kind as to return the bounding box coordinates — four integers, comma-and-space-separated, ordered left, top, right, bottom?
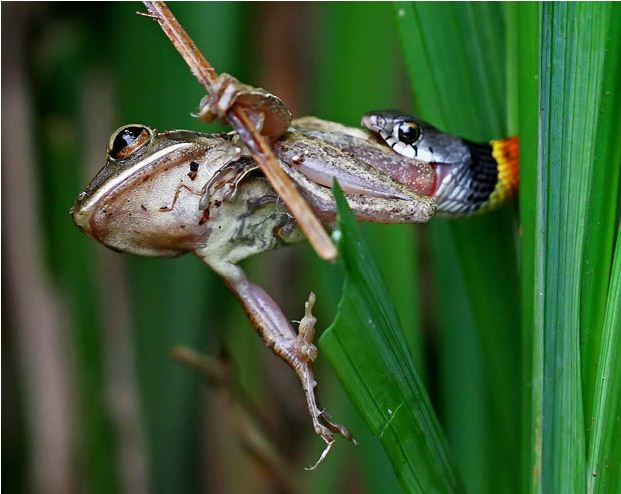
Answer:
108, 125, 153, 160
397, 122, 421, 145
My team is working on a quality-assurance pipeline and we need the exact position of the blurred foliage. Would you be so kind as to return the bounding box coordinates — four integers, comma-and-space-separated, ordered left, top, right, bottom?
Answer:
3, 2, 620, 494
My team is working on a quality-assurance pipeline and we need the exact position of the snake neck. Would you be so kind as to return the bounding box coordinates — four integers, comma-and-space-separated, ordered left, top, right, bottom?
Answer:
433, 136, 519, 216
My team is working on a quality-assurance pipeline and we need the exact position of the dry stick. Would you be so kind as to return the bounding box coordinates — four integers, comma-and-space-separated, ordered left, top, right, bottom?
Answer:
141, 1, 337, 262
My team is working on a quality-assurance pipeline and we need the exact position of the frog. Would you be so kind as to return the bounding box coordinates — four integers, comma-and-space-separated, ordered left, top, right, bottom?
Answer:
71, 74, 518, 468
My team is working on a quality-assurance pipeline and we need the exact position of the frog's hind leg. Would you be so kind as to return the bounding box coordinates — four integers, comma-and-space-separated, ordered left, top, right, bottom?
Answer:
203, 258, 356, 469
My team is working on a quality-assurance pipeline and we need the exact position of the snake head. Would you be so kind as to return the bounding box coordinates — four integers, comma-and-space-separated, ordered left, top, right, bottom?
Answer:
362, 111, 467, 166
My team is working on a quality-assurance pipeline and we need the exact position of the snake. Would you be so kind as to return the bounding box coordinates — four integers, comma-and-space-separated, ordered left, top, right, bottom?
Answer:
362, 111, 519, 215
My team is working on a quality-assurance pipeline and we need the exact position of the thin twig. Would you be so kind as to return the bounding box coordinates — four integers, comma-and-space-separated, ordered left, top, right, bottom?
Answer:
141, 1, 337, 262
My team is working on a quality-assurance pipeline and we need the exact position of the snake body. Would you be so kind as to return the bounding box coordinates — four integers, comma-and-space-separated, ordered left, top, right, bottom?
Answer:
362, 112, 519, 215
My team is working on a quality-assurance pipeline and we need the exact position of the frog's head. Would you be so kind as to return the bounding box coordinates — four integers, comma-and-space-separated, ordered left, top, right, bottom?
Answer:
71, 124, 229, 257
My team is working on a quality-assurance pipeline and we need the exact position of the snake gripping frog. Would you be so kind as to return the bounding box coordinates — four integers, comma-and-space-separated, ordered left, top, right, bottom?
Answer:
71, 74, 518, 468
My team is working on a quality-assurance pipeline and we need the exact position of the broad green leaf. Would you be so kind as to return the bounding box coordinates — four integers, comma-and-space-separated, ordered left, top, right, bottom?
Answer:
311, 2, 425, 373
310, 4, 424, 491
429, 221, 491, 493
537, 3, 612, 491
320, 183, 462, 494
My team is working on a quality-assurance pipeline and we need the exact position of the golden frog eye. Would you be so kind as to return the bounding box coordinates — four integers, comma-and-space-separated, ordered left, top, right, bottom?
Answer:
108, 124, 153, 160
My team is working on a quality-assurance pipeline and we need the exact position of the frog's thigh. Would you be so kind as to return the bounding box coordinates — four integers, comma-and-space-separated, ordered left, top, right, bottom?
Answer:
283, 166, 436, 224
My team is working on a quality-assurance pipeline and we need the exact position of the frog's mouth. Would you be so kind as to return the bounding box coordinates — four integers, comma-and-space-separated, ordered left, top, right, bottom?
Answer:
70, 204, 125, 254
71, 184, 106, 243
70, 203, 92, 235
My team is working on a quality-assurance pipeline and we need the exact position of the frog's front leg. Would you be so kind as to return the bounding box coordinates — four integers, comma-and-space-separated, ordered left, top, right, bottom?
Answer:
205, 257, 355, 469
198, 73, 292, 141
199, 156, 258, 210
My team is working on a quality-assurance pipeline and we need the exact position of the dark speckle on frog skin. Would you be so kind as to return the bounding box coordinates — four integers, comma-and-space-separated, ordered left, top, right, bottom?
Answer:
187, 161, 199, 180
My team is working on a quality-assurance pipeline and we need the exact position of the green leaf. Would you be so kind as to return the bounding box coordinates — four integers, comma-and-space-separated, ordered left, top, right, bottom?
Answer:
429, 221, 492, 493
319, 183, 462, 494
309, 5, 426, 491
508, 4, 542, 493
536, 3, 613, 491
587, 224, 621, 493
580, 5, 621, 426
32, 17, 117, 493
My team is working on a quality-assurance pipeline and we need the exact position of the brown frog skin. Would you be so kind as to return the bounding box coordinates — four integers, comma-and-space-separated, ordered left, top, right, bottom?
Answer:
71, 74, 437, 469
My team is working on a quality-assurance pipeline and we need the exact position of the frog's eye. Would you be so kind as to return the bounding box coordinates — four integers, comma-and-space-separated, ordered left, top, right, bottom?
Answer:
396, 121, 421, 145
108, 125, 153, 160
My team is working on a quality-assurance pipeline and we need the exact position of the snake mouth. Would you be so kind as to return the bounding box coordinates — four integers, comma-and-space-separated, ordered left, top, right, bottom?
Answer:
361, 113, 387, 134
361, 114, 375, 130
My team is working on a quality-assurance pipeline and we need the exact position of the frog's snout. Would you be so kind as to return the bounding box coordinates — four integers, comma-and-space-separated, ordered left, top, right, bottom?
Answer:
70, 202, 93, 236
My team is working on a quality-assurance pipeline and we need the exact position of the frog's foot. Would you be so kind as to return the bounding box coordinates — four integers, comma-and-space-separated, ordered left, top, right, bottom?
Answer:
205, 263, 355, 470
198, 73, 292, 140
199, 156, 258, 210
293, 293, 356, 470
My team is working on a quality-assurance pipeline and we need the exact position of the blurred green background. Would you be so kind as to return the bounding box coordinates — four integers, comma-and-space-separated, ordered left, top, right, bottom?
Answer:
4, 3, 619, 494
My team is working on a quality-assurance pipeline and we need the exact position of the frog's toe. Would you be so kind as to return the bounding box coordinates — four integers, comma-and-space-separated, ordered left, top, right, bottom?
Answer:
197, 73, 292, 140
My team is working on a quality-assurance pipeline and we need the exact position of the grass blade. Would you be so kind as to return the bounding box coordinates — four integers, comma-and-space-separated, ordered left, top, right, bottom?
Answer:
580, 5, 621, 423
537, 3, 612, 491
319, 184, 462, 494
508, 3, 543, 492
429, 221, 492, 493
309, 4, 425, 490
32, 17, 117, 492
587, 224, 621, 492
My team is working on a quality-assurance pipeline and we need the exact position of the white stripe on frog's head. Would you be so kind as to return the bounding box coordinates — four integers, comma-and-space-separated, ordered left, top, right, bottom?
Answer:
80, 143, 192, 213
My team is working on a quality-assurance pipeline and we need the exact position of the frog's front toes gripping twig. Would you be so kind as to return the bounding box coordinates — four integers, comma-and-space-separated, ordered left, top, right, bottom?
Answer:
293, 293, 357, 470
197, 73, 291, 140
